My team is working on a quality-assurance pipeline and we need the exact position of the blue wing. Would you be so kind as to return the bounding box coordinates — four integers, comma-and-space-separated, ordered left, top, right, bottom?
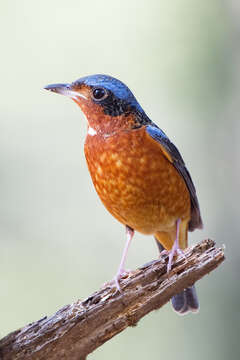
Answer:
146, 125, 203, 231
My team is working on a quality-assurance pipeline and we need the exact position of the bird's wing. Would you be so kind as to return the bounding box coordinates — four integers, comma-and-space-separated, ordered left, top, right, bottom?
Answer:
146, 125, 203, 231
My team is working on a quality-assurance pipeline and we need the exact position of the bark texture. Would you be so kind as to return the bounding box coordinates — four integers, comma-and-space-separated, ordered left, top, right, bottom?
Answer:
0, 239, 225, 360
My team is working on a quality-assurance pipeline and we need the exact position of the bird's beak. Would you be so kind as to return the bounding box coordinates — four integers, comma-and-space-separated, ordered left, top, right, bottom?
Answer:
44, 83, 87, 101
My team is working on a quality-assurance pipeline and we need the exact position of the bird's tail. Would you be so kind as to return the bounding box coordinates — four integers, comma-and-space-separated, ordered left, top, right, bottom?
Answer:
171, 285, 199, 315
154, 237, 199, 315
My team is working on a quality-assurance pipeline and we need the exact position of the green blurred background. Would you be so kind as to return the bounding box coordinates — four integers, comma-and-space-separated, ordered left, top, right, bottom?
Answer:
1, 0, 239, 359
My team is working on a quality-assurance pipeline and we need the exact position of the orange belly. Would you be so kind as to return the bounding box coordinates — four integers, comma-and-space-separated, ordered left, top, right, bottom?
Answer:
84, 126, 190, 236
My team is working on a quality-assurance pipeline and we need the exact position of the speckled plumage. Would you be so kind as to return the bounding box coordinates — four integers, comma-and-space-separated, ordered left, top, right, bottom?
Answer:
45, 74, 203, 314
84, 125, 191, 249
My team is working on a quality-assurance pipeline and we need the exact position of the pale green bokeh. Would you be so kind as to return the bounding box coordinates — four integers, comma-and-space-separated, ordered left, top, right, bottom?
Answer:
0, 1, 239, 359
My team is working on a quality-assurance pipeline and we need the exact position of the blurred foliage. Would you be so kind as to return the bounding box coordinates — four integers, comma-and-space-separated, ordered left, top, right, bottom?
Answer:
0, 1, 239, 359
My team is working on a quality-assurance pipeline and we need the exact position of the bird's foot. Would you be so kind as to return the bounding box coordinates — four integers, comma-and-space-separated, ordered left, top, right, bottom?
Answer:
161, 219, 185, 273
114, 268, 131, 292
165, 246, 186, 273
160, 219, 186, 273
113, 225, 134, 292
160, 248, 185, 257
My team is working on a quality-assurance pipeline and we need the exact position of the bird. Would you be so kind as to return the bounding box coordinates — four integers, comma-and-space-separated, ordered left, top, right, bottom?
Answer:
44, 74, 203, 315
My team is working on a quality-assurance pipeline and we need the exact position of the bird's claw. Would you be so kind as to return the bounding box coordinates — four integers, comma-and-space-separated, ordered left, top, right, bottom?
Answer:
160, 247, 186, 273
114, 269, 131, 292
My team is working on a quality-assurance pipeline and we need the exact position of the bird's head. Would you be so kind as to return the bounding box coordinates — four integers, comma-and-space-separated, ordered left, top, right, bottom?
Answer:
44, 74, 150, 135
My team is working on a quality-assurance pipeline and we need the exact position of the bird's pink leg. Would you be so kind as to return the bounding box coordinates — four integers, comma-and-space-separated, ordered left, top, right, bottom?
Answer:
165, 219, 184, 273
114, 226, 134, 291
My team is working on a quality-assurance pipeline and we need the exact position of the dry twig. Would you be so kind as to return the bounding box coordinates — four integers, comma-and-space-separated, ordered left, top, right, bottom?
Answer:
0, 239, 224, 360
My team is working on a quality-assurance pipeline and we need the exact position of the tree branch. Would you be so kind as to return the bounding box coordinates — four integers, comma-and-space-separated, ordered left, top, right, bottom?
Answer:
0, 239, 224, 360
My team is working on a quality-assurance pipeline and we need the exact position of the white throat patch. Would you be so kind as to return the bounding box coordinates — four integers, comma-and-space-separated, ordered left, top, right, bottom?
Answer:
88, 126, 97, 136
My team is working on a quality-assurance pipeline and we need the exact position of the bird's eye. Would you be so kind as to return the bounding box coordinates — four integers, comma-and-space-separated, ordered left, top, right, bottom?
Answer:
92, 87, 108, 101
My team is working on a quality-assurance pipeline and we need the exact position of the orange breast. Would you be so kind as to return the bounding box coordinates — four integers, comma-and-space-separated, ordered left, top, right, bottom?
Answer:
84, 126, 190, 234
